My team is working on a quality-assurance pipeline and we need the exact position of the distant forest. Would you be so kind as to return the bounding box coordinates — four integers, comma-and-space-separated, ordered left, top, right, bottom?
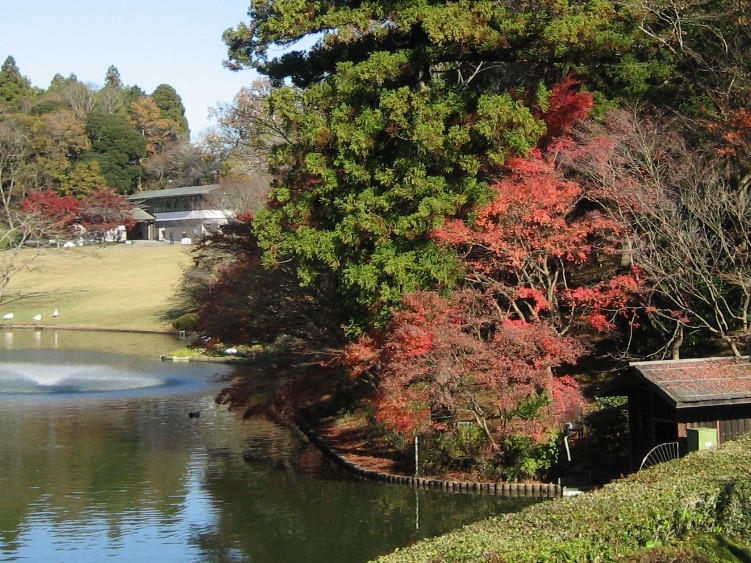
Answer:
0, 56, 221, 194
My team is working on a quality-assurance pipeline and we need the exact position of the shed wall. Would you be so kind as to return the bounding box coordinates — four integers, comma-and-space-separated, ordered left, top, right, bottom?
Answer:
678, 405, 751, 443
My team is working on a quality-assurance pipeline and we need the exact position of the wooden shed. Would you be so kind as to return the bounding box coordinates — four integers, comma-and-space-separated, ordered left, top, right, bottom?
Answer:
627, 356, 751, 469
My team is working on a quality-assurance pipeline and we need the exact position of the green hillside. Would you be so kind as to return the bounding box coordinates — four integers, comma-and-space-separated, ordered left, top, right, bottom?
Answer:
0, 243, 193, 332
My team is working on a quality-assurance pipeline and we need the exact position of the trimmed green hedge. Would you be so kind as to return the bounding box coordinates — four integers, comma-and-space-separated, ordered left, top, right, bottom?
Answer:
378, 434, 751, 562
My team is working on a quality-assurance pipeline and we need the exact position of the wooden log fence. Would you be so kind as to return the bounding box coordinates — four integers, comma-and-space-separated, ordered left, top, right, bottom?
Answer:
297, 417, 561, 498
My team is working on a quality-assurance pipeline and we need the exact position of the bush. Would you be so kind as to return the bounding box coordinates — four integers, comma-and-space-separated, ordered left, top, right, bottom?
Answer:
416, 427, 560, 482
171, 312, 198, 331
716, 473, 751, 538
418, 425, 491, 477
499, 434, 560, 482
378, 433, 751, 562
626, 533, 751, 562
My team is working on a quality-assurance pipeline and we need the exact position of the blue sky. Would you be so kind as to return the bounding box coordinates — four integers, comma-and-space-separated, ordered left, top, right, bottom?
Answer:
1, 0, 258, 139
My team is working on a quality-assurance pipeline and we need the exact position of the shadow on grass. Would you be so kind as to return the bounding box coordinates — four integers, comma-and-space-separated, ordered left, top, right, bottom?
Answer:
0, 289, 75, 306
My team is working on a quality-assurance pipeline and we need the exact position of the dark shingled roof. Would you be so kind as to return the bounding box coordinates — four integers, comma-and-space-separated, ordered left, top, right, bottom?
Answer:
126, 184, 220, 200
630, 356, 751, 408
128, 207, 154, 221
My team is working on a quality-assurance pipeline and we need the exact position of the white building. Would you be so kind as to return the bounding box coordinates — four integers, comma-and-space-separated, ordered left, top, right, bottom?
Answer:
127, 184, 233, 242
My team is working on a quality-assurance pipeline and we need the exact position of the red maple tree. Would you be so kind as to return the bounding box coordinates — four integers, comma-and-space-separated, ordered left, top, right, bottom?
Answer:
341, 76, 642, 476
434, 149, 641, 336
344, 290, 585, 448
20, 190, 81, 237
186, 211, 348, 349
78, 187, 135, 239
21, 187, 136, 243
538, 74, 595, 145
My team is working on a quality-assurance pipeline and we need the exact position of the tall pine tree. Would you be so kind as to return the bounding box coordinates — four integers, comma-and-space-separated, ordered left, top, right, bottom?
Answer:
222, 0, 647, 333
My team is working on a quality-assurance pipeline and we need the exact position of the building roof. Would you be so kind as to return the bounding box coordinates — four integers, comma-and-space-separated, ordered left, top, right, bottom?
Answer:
127, 184, 220, 201
630, 356, 751, 408
128, 207, 155, 221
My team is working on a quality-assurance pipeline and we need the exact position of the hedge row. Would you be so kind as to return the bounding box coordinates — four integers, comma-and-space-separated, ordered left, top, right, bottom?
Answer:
378, 433, 751, 562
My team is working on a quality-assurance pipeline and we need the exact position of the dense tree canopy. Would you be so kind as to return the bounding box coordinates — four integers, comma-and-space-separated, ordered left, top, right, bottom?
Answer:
0, 55, 222, 310
151, 84, 189, 139
221, 0, 669, 334
201, 0, 751, 478
81, 111, 147, 193
0, 57, 206, 198
220, 0, 751, 340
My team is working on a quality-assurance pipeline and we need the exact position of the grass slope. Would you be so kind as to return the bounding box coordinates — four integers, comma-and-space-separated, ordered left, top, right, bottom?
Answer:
0, 243, 193, 332
378, 433, 751, 562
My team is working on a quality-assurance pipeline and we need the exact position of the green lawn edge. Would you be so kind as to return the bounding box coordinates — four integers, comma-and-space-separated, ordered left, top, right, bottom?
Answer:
378, 434, 751, 562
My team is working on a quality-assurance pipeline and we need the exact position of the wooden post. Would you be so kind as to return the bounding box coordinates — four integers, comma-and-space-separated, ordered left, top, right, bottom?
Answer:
414, 434, 419, 477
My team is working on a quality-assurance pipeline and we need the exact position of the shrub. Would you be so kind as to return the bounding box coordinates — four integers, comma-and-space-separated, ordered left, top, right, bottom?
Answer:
716, 473, 751, 538
378, 433, 751, 562
171, 312, 198, 331
418, 425, 491, 477
499, 434, 560, 482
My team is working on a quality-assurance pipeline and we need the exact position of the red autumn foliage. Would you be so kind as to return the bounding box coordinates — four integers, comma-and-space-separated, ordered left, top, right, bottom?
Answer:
339, 76, 633, 456
21, 187, 135, 241
342, 290, 585, 444
540, 75, 595, 145
712, 107, 751, 158
560, 108, 751, 357
185, 213, 347, 349
78, 187, 136, 237
550, 375, 583, 424
21, 190, 81, 234
434, 148, 641, 335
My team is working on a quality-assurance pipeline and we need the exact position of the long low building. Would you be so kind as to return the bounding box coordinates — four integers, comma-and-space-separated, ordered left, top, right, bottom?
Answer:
127, 184, 233, 242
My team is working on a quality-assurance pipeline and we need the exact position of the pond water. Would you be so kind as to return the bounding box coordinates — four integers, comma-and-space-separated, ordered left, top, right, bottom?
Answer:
0, 330, 536, 562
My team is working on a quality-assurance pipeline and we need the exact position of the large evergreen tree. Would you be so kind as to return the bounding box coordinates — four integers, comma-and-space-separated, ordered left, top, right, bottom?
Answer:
222, 0, 651, 333
151, 84, 189, 138
103, 65, 124, 90
0, 56, 38, 110
203, 0, 751, 479
81, 112, 147, 194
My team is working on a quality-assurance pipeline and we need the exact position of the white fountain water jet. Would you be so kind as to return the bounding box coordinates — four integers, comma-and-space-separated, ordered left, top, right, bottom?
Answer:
0, 363, 165, 394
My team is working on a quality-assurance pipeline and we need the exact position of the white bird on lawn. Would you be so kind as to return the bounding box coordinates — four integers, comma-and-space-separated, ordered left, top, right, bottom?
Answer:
32, 314, 42, 321
2, 313, 13, 320
52, 309, 59, 317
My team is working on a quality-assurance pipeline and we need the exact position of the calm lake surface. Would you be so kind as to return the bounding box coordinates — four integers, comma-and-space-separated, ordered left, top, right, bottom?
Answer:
0, 330, 535, 562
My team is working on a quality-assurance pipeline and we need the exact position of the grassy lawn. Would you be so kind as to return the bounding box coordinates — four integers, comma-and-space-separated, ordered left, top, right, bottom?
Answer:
0, 243, 193, 332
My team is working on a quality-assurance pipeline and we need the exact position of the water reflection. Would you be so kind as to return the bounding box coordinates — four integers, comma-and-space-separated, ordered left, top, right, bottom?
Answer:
0, 330, 538, 562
